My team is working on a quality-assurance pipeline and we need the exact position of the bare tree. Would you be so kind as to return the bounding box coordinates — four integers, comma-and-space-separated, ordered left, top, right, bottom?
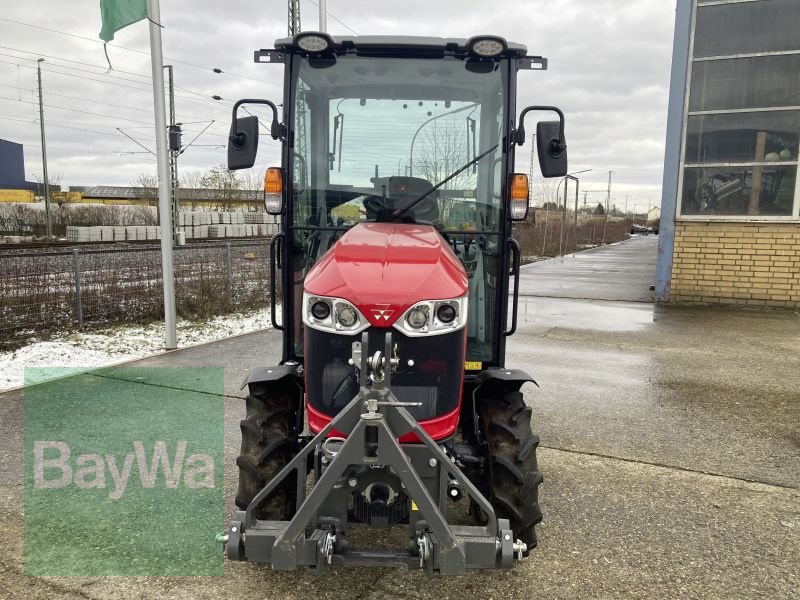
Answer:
129, 204, 158, 225
200, 165, 242, 211
412, 121, 475, 223
241, 169, 265, 192
180, 170, 205, 208
240, 169, 265, 211
31, 171, 64, 196
531, 177, 561, 208
132, 173, 159, 203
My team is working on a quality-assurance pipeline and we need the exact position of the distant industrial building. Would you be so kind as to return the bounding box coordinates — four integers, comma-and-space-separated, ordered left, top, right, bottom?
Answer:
658, 0, 800, 308
0, 185, 263, 208
76, 186, 263, 209
0, 139, 36, 192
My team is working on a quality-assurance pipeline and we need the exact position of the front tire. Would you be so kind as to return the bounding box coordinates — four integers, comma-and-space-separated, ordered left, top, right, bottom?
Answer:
478, 390, 543, 551
235, 383, 298, 520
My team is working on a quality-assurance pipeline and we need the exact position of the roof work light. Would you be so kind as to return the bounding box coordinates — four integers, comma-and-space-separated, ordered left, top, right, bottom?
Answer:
468, 36, 507, 57
295, 33, 332, 53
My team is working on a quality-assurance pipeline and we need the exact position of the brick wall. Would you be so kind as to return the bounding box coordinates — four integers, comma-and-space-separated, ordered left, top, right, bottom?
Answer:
671, 221, 800, 308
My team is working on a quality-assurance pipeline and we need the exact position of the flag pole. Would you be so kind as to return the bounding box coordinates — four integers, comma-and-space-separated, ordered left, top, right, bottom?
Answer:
146, 0, 177, 349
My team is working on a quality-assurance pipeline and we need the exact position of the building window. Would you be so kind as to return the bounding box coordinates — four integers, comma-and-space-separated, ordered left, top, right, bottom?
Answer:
679, 0, 800, 220
694, 0, 800, 57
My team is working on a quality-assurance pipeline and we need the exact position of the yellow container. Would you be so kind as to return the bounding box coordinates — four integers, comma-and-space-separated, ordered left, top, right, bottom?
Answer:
0, 189, 35, 203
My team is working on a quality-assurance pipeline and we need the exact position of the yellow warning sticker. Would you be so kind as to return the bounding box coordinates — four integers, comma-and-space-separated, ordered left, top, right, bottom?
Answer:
465, 361, 483, 371
411, 501, 419, 512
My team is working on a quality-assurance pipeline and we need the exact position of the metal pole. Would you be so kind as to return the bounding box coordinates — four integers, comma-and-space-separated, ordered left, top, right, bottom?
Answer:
36, 59, 51, 239
225, 242, 233, 305
574, 179, 579, 234
528, 133, 535, 202
147, 0, 177, 349
318, 0, 327, 32
288, 0, 301, 35
72, 249, 83, 327
166, 65, 175, 125
558, 176, 567, 257
165, 64, 179, 244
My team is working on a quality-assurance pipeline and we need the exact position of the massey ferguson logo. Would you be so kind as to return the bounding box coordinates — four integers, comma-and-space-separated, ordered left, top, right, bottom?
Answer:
370, 305, 395, 321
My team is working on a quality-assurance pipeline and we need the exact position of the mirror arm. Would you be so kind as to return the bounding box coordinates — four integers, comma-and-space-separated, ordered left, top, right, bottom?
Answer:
230, 99, 286, 146
513, 105, 566, 153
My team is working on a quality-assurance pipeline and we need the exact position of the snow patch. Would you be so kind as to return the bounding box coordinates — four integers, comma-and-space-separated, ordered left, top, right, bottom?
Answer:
0, 309, 274, 391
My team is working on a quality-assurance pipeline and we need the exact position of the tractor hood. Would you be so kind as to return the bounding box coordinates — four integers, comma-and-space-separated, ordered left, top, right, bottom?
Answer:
304, 223, 468, 328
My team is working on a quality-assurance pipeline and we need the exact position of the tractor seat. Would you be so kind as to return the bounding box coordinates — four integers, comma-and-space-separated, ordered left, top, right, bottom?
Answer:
364, 176, 440, 223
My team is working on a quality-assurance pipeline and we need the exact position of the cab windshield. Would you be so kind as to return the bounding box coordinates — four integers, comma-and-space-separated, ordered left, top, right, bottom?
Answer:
290, 54, 507, 232
288, 53, 509, 363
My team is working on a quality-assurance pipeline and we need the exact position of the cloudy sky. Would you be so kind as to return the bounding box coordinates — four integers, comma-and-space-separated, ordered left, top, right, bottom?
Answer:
0, 0, 676, 210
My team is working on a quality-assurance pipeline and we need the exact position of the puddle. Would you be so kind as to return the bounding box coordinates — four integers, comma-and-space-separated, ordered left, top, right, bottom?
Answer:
514, 296, 654, 333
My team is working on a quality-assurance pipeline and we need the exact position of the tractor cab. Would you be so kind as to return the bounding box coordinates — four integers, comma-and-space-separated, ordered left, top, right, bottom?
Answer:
230, 33, 566, 370
224, 33, 568, 574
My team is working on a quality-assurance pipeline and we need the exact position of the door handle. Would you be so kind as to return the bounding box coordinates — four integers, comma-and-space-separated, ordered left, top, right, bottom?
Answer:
503, 237, 521, 337
270, 232, 285, 331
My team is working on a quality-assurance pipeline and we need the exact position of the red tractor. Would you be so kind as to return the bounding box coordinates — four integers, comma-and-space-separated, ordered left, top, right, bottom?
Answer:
222, 32, 568, 574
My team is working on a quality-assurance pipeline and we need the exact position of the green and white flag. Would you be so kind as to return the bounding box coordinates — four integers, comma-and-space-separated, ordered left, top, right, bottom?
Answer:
99, 0, 148, 42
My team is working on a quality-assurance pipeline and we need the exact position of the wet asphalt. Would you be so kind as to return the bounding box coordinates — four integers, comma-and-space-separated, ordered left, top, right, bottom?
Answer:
1, 235, 799, 598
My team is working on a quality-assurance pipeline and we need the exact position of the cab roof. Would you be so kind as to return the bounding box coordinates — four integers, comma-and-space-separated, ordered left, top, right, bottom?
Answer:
274, 34, 528, 56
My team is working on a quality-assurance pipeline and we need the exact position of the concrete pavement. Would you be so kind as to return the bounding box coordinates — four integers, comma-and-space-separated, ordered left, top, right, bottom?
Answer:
518, 235, 658, 302
1, 236, 799, 598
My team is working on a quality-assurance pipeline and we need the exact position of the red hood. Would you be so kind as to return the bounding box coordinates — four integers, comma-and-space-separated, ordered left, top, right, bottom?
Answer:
304, 223, 468, 327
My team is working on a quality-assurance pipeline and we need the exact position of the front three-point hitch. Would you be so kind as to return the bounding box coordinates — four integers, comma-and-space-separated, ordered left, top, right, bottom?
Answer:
219, 331, 527, 575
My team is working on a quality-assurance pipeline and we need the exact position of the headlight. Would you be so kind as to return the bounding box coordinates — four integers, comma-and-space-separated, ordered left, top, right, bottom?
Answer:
303, 293, 369, 335
337, 305, 358, 328
394, 295, 468, 337
406, 306, 429, 330
311, 300, 331, 320
436, 304, 456, 324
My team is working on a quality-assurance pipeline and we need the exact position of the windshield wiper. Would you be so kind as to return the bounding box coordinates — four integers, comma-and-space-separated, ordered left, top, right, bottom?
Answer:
391, 143, 499, 221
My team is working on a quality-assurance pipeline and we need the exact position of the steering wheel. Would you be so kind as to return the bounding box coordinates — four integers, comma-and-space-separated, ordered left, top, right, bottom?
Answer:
362, 195, 387, 216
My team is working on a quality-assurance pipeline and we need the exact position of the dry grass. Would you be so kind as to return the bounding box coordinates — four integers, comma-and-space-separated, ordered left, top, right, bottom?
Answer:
514, 210, 632, 262
0, 241, 270, 350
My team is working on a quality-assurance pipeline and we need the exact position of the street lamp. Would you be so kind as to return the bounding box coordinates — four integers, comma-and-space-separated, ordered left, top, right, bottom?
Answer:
408, 103, 477, 176
557, 169, 592, 209
555, 169, 592, 257
37, 58, 52, 239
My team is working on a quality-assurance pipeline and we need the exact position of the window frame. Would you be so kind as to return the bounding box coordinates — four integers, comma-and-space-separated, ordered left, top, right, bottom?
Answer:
677, 0, 800, 222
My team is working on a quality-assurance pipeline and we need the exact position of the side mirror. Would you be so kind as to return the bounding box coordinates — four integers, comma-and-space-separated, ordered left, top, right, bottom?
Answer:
514, 105, 568, 177
228, 116, 259, 170
227, 98, 285, 171
536, 121, 568, 178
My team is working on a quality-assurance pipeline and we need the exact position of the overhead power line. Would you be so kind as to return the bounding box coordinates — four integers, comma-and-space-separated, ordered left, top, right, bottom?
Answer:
0, 18, 280, 85
0, 59, 227, 116
0, 112, 156, 135
0, 114, 132, 137
0, 52, 221, 104
306, 0, 359, 34
0, 82, 154, 114
9, 139, 122, 155
0, 95, 154, 125
0, 46, 153, 81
